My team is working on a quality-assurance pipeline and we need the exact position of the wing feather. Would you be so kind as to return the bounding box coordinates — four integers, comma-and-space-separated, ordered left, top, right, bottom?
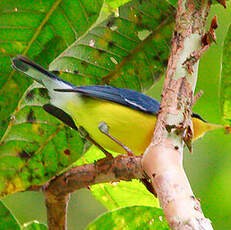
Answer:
55, 85, 160, 114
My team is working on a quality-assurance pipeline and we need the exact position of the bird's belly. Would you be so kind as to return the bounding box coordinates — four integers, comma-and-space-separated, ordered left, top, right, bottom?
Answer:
66, 98, 156, 155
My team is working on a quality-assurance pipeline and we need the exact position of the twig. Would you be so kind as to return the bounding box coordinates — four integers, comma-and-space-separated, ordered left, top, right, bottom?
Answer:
192, 90, 204, 106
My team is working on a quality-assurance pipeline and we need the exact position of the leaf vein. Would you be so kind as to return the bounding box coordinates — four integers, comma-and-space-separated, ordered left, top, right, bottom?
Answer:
62, 55, 111, 72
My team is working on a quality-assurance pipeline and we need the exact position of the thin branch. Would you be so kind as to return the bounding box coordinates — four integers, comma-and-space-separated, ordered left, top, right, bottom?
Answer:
142, 0, 216, 229
37, 155, 142, 230
28, 155, 143, 195
192, 90, 204, 106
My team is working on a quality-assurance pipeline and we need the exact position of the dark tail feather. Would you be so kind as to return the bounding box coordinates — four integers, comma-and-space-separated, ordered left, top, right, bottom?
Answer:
12, 55, 73, 88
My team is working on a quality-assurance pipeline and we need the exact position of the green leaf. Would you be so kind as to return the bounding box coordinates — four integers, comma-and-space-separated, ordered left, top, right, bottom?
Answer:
86, 206, 169, 230
0, 0, 104, 139
166, 0, 177, 7
0, 0, 104, 198
220, 25, 231, 125
106, 0, 132, 9
98, 0, 133, 25
49, 0, 174, 92
0, 0, 174, 198
22, 221, 47, 230
75, 146, 158, 210
0, 83, 84, 197
91, 180, 159, 210
0, 200, 20, 230
74, 145, 108, 166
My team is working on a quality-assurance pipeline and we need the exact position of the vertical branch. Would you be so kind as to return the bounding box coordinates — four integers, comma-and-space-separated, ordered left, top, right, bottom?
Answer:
142, 0, 214, 229
44, 191, 70, 230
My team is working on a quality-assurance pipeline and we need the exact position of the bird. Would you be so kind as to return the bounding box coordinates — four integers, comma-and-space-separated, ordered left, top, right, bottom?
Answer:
12, 55, 222, 156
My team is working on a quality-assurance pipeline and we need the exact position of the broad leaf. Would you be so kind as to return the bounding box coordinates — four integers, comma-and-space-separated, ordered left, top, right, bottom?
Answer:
49, 0, 174, 91
86, 206, 169, 230
75, 146, 159, 210
91, 180, 159, 210
0, 200, 20, 230
106, 0, 132, 9
0, 83, 84, 197
0, 0, 104, 139
0, 0, 104, 197
22, 221, 47, 230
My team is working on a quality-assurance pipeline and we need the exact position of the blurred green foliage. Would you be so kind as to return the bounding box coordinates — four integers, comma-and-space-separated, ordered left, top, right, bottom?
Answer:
0, 0, 231, 229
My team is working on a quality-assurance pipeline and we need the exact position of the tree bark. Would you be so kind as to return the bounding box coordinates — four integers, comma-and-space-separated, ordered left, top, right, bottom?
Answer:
44, 192, 70, 230
142, 0, 215, 229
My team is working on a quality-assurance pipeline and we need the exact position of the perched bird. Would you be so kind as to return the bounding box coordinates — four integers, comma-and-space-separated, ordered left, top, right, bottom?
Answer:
12, 55, 222, 155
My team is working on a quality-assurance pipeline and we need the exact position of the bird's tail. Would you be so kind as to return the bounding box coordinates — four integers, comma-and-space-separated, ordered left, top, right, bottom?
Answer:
12, 55, 74, 91
12, 55, 76, 109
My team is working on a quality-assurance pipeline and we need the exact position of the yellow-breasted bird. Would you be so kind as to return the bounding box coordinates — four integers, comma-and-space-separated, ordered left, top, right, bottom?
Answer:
12, 55, 222, 155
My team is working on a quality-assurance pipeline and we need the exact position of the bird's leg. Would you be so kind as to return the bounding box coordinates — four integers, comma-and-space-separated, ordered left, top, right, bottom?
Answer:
78, 126, 113, 158
98, 122, 135, 156
140, 178, 157, 197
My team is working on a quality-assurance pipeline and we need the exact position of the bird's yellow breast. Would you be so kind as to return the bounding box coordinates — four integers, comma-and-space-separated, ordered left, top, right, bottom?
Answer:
65, 97, 156, 154
64, 97, 220, 155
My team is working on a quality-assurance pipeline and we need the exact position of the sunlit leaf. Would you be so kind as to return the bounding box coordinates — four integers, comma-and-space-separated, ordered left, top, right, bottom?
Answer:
0, 0, 104, 139
91, 180, 159, 210
22, 221, 47, 230
106, 0, 132, 9
75, 146, 159, 210
0, 200, 20, 230
49, 0, 174, 92
86, 206, 169, 230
